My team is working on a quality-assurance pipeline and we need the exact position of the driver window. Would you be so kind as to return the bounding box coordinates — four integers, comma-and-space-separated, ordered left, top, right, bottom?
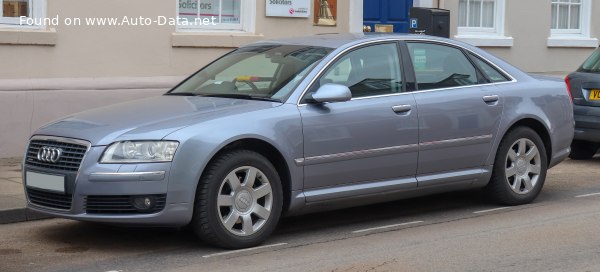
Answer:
312, 43, 403, 99
407, 43, 478, 91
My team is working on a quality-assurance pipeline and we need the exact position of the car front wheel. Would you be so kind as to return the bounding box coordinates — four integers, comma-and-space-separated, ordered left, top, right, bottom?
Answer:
485, 127, 548, 205
191, 150, 283, 249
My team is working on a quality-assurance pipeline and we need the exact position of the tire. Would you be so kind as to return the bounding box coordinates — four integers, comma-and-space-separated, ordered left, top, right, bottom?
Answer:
569, 140, 599, 160
190, 150, 283, 249
484, 127, 548, 205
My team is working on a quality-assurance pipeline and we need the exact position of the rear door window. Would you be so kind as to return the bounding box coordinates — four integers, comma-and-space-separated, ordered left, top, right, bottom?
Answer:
406, 42, 478, 91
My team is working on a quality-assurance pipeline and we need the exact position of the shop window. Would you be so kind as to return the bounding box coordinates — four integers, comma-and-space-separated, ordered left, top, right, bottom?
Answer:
177, 0, 254, 32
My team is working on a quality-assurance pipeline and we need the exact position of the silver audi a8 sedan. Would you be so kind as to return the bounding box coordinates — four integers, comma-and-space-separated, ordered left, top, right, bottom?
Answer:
23, 34, 574, 249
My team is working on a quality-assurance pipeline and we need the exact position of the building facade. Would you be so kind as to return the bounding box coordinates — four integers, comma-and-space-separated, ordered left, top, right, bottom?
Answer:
0, 0, 361, 158
435, 0, 599, 73
1, 0, 598, 158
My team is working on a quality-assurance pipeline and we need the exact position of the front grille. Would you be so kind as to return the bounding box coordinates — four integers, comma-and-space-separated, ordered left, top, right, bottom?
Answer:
27, 188, 73, 210
85, 195, 167, 214
25, 139, 88, 172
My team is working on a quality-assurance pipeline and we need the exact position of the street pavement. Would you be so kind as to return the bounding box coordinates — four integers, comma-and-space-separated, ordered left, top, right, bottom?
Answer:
1, 157, 599, 272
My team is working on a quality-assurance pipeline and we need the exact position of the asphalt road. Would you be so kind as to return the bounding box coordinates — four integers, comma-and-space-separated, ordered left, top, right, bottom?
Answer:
2, 158, 600, 272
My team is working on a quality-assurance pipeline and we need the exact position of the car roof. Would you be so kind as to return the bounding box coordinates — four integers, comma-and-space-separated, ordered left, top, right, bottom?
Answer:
249, 33, 456, 49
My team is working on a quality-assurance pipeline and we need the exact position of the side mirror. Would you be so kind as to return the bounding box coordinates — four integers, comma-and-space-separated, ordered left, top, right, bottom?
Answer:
308, 84, 352, 103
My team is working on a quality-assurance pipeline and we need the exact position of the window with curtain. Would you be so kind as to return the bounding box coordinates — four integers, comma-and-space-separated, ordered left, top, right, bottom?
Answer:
551, 0, 582, 33
458, 0, 496, 29
458, 0, 504, 33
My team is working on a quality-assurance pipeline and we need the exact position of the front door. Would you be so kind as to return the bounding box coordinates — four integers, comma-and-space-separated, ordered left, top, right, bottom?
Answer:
363, 0, 414, 33
299, 42, 419, 199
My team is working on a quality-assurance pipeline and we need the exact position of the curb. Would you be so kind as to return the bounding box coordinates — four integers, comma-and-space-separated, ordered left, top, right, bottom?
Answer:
0, 208, 53, 224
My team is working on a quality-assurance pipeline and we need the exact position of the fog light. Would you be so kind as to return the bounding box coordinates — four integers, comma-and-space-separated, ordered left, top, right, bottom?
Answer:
130, 195, 156, 213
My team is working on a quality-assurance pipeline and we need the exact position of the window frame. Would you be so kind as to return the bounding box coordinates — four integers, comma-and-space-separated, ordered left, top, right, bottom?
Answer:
176, 0, 256, 33
550, 0, 590, 38
405, 41, 485, 91
401, 40, 516, 92
300, 41, 406, 104
0, 0, 45, 28
457, 0, 505, 37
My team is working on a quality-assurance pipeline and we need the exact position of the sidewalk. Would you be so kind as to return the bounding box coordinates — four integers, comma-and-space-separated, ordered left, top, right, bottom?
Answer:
0, 157, 51, 224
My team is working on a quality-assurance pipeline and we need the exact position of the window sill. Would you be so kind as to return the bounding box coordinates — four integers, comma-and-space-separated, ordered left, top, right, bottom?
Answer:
0, 27, 56, 45
454, 35, 514, 47
171, 32, 264, 48
547, 37, 599, 48
0, 27, 56, 46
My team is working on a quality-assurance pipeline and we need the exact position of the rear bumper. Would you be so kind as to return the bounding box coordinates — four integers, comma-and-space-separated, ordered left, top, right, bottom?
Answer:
573, 104, 600, 142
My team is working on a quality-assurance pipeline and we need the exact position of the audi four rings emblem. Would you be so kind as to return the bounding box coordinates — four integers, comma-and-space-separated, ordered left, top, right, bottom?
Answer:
37, 146, 63, 163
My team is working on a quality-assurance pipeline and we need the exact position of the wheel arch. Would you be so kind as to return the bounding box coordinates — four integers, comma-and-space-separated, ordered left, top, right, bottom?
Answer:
200, 137, 293, 212
499, 118, 553, 166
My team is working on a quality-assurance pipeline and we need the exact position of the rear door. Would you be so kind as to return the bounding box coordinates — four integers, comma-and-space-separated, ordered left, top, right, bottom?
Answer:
403, 41, 505, 186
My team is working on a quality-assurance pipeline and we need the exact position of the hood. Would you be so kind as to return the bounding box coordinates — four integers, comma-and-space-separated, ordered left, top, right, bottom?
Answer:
35, 96, 280, 146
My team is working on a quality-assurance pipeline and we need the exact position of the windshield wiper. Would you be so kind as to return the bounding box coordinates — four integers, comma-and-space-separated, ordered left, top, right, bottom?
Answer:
202, 93, 282, 102
164, 92, 200, 96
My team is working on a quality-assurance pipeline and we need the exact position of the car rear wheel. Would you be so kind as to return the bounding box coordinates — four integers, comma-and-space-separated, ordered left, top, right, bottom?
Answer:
191, 150, 283, 249
485, 127, 548, 205
569, 140, 599, 160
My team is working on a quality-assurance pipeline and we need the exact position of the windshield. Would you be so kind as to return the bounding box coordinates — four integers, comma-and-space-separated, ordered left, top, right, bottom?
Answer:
167, 45, 333, 102
578, 47, 600, 73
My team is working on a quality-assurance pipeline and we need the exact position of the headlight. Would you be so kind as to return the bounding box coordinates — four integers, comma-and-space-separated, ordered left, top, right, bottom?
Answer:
100, 141, 179, 163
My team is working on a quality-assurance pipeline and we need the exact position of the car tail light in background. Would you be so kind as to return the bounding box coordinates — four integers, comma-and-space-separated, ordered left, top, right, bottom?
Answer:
565, 75, 573, 102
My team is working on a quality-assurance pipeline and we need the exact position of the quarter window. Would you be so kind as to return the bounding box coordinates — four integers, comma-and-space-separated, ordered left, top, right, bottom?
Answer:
468, 52, 509, 83
407, 43, 479, 91
313, 43, 403, 99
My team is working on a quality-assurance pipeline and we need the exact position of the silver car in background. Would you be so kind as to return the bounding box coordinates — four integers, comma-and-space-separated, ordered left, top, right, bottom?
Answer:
23, 34, 574, 249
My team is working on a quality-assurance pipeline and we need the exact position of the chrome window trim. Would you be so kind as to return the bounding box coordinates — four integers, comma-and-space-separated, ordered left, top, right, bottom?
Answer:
24, 135, 92, 213
296, 37, 517, 107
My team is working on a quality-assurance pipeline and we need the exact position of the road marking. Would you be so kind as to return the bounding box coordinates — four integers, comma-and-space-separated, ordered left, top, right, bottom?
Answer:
473, 207, 509, 214
202, 243, 288, 258
575, 192, 600, 198
352, 221, 424, 234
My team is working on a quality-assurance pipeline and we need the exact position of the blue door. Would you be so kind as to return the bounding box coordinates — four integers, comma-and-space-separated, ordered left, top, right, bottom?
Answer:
363, 0, 413, 33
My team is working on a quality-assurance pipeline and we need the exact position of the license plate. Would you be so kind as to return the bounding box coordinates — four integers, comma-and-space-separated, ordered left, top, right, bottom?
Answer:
590, 90, 600, 100
26, 172, 65, 193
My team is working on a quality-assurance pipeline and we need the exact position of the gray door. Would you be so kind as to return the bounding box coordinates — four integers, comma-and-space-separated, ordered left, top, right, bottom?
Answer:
299, 43, 419, 192
405, 42, 504, 180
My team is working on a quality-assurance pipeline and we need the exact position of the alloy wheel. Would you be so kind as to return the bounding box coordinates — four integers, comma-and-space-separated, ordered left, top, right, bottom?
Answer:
505, 138, 542, 195
217, 166, 273, 236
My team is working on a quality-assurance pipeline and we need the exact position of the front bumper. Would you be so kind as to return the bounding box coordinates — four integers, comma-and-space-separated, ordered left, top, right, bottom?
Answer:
23, 145, 194, 227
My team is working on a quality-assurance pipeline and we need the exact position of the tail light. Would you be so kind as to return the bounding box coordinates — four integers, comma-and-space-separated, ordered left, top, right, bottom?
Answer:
565, 75, 573, 102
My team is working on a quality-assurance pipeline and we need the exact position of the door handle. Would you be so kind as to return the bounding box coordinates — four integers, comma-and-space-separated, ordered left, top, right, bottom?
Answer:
482, 95, 499, 103
392, 105, 412, 114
